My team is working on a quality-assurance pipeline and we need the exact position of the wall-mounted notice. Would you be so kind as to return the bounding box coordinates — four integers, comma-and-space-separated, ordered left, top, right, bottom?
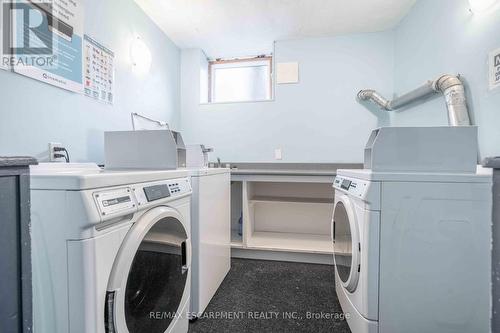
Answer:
490, 48, 500, 90
10, 0, 84, 93
0, 2, 6, 70
84, 35, 114, 104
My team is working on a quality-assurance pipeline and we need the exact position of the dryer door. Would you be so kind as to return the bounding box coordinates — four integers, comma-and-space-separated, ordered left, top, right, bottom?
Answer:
105, 206, 190, 333
332, 195, 360, 293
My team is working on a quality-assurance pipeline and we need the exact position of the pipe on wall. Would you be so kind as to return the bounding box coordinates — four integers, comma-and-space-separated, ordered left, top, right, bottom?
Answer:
357, 74, 471, 126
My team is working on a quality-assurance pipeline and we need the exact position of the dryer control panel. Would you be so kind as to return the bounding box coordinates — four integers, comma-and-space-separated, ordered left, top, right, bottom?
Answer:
133, 177, 192, 206
93, 177, 192, 221
333, 176, 369, 199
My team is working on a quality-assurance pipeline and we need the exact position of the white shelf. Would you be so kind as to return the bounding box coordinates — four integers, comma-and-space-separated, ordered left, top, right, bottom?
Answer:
246, 231, 333, 254
250, 196, 333, 204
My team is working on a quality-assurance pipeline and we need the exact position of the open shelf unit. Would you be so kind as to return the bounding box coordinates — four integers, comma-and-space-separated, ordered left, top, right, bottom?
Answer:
230, 174, 335, 263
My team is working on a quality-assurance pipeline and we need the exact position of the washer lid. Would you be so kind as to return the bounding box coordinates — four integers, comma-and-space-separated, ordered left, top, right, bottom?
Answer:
30, 163, 189, 190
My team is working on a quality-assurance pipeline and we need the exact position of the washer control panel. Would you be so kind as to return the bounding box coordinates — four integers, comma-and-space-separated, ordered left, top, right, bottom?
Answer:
333, 176, 368, 199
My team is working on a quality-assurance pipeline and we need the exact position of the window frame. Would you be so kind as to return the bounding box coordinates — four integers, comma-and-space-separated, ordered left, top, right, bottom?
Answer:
208, 56, 273, 104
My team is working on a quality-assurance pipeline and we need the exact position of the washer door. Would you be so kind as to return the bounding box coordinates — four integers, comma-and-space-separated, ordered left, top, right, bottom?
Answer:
105, 206, 190, 333
332, 195, 360, 293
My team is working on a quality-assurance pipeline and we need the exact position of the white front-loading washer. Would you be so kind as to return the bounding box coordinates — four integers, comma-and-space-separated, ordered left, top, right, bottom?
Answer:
332, 168, 492, 333
30, 163, 193, 333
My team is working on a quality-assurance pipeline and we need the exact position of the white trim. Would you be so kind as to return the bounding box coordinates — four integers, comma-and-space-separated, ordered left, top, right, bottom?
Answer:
200, 98, 274, 106
209, 57, 273, 103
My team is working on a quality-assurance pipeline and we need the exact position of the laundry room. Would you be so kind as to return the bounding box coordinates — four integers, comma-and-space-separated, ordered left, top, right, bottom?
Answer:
1, 0, 500, 332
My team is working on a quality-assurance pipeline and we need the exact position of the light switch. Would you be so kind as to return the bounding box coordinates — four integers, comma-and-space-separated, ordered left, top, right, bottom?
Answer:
274, 148, 283, 160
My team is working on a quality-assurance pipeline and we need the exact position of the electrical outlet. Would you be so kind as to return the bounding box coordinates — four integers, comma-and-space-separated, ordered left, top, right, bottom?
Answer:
48, 142, 64, 162
274, 148, 283, 160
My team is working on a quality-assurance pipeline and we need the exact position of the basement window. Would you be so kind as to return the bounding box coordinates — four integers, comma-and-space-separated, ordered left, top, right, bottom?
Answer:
208, 56, 273, 103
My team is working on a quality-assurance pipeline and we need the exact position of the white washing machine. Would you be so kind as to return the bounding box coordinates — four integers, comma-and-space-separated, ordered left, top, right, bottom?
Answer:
332, 168, 492, 333
188, 168, 231, 317
30, 163, 193, 333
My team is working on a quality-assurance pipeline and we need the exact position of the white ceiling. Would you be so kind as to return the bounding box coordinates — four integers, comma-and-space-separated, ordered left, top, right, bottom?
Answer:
134, 0, 417, 59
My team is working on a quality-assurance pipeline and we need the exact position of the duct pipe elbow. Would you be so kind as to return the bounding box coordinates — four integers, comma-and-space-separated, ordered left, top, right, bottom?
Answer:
357, 90, 391, 110
434, 74, 471, 126
434, 74, 463, 92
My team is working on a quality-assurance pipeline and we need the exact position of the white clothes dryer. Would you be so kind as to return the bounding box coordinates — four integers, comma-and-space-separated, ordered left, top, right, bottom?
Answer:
30, 163, 192, 333
332, 168, 492, 333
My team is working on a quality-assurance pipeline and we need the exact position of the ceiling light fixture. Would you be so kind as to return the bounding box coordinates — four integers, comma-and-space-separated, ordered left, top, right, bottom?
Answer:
130, 36, 152, 73
469, 0, 499, 13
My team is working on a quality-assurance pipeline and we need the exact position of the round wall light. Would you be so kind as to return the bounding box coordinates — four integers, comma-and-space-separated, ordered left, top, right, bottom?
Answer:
130, 36, 152, 73
469, 0, 499, 13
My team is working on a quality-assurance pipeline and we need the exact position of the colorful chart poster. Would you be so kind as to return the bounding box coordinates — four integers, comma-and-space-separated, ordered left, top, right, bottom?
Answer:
84, 35, 114, 104
9, 0, 84, 93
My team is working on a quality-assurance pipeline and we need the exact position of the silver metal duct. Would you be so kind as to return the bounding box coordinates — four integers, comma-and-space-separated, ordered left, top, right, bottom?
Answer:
357, 74, 471, 126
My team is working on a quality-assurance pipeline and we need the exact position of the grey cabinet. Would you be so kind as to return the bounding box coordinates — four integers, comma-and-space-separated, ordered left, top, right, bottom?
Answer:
0, 157, 37, 333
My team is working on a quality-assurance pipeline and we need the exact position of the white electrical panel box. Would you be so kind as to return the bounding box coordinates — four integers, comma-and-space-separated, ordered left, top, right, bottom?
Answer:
276, 62, 299, 84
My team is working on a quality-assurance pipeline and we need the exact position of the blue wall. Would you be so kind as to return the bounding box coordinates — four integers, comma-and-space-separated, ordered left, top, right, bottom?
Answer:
393, 0, 500, 159
181, 33, 394, 163
0, 0, 180, 163
3, 0, 497, 163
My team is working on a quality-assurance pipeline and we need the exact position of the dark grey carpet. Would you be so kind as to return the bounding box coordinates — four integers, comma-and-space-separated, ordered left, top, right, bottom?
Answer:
188, 258, 351, 333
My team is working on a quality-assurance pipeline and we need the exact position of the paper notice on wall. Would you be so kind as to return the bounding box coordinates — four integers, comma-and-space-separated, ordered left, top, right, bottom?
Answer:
84, 35, 114, 105
8, 0, 84, 92
490, 48, 500, 90
0, 3, 4, 70
0, 1, 10, 70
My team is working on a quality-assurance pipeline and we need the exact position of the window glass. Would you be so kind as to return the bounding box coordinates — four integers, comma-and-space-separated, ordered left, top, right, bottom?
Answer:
209, 58, 272, 103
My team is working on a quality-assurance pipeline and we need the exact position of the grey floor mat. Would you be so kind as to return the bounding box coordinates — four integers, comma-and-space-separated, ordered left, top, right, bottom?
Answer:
188, 258, 351, 333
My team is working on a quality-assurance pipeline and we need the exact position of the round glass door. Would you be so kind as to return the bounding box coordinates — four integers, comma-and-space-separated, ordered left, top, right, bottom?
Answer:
125, 216, 188, 333
105, 207, 190, 333
333, 197, 359, 292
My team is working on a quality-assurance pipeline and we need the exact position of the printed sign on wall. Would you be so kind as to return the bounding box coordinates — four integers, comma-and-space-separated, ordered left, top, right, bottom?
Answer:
0, 2, 5, 70
84, 35, 114, 104
9, 0, 84, 93
490, 48, 500, 90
